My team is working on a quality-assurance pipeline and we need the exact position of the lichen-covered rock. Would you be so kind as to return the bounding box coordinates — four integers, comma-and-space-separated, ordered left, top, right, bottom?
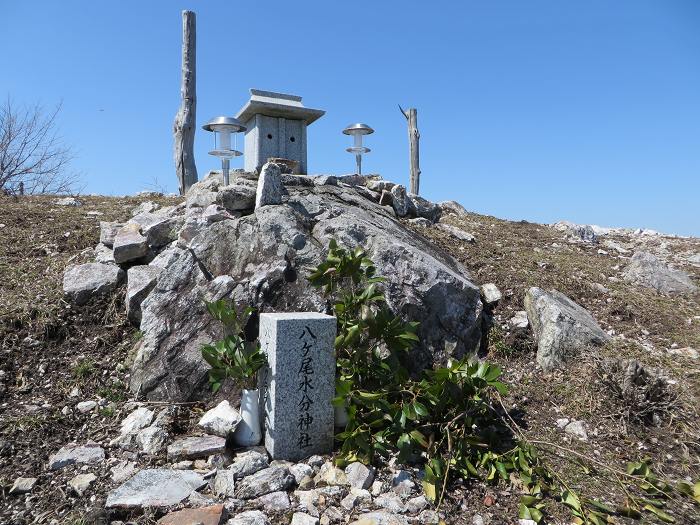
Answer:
136, 425, 168, 455
217, 182, 257, 212
437, 223, 475, 243
130, 181, 482, 401
552, 221, 597, 243
235, 467, 295, 499
126, 265, 160, 324
228, 510, 270, 525
524, 287, 609, 370
63, 263, 124, 306
48, 443, 105, 470
622, 251, 697, 295
408, 194, 440, 222
390, 185, 415, 218
100, 221, 125, 247
166, 435, 227, 461
345, 462, 375, 489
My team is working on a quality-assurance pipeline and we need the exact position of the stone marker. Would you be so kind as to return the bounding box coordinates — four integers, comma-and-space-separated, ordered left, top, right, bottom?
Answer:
255, 162, 283, 209
260, 312, 336, 461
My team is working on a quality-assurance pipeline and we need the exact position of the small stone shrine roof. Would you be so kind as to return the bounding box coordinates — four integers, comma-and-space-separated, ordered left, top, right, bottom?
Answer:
235, 89, 325, 125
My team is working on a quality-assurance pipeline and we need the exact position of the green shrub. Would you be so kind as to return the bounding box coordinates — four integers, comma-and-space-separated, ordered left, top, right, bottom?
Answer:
201, 299, 267, 392
309, 240, 513, 502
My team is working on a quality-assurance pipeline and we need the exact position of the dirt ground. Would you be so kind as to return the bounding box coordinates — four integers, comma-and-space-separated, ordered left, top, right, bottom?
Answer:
0, 195, 698, 524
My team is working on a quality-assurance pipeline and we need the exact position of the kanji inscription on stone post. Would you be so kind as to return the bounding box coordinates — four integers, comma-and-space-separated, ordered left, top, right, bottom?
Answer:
260, 312, 336, 461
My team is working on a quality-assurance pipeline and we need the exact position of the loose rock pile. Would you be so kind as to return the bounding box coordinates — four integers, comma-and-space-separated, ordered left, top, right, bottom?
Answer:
35, 402, 440, 525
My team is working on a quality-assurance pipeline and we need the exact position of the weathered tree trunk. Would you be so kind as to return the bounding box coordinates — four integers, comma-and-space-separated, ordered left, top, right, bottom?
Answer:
400, 106, 420, 195
174, 10, 198, 195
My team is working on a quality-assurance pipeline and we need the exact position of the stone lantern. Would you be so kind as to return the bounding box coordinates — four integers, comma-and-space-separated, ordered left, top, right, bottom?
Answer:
235, 89, 325, 175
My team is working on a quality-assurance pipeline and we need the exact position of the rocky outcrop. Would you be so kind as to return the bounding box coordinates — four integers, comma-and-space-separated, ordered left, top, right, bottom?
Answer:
552, 221, 597, 243
130, 169, 483, 401
524, 287, 609, 370
622, 251, 697, 295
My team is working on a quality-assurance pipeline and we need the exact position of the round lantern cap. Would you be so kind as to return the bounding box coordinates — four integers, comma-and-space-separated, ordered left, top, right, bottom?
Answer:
343, 123, 374, 135
203, 116, 247, 133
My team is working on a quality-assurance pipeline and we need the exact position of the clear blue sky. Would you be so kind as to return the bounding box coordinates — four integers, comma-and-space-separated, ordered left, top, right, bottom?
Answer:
2, 1, 699, 236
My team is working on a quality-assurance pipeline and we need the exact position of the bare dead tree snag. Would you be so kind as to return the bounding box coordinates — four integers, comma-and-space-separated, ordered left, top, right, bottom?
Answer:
399, 105, 420, 195
0, 98, 78, 195
174, 10, 198, 195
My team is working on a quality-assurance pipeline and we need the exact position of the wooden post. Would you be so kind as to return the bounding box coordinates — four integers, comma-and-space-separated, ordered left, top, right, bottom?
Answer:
174, 10, 198, 195
399, 105, 420, 195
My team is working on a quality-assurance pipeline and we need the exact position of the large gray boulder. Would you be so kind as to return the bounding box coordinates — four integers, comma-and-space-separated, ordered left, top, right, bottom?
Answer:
622, 251, 697, 295
524, 287, 609, 370
130, 181, 483, 401
63, 263, 125, 306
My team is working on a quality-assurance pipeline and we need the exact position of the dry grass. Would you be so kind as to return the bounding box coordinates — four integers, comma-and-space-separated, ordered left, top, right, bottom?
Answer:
412, 211, 700, 523
1, 194, 698, 523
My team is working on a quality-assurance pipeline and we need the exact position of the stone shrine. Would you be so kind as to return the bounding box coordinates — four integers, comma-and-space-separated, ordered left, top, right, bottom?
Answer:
259, 312, 336, 461
235, 89, 325, 175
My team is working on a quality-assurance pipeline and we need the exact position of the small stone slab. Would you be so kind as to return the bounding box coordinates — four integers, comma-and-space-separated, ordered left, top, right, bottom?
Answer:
345, 462, 375, 489
230, 449, 269, 479
54, 197, 82, 206
480, 283, 502, 307
350, 511, 409, 525
253, 490, 292, 512
255, 163, 283, 209
228, 510, 270, 525
113, 223, 149, 264
156, 504, 225, 525
167, 435, 227, 461
261, 312, 336, 461
105, 469, 206, 509
49, 443, 105, 470
63, 263, 125, 306
235, 466, 295, 499
9, 477, 37, 494
69, 473, 96, 496
111, 407, 155, 448
291, 513, 319, 525
437, 223, 475, 243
